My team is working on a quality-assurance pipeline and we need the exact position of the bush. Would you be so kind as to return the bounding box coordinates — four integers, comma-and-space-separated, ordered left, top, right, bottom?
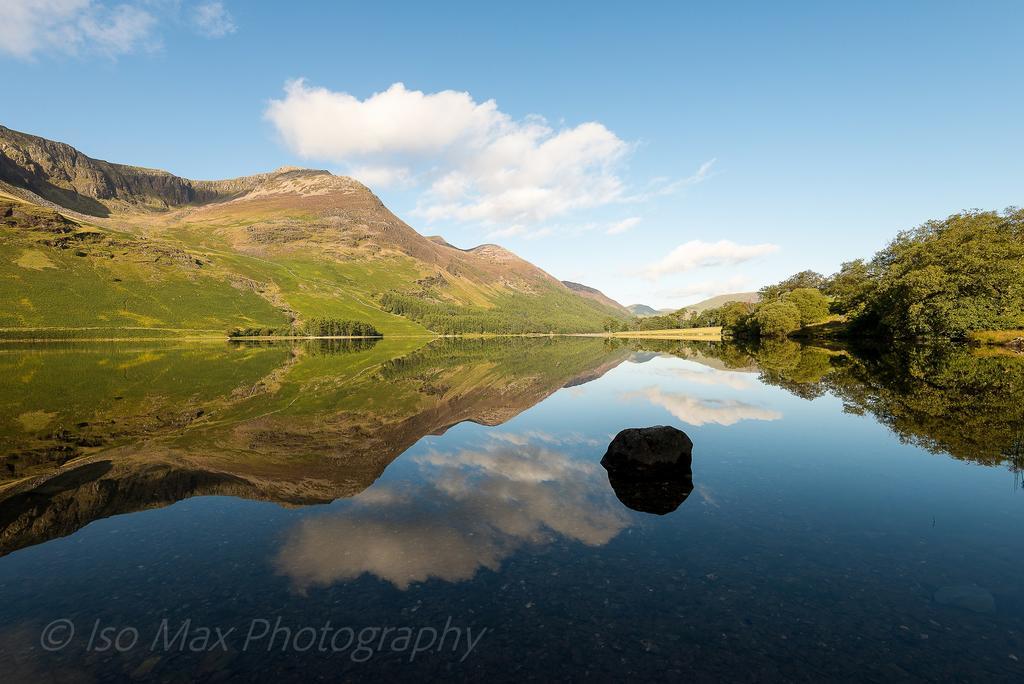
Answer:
753, 301, 802, 338
783, 288, 830, 326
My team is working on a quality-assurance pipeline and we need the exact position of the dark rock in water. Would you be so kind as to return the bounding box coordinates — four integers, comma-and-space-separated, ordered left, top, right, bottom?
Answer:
602, 426, 694, 515
934, 585, 995, 614
601, 426, 693, 476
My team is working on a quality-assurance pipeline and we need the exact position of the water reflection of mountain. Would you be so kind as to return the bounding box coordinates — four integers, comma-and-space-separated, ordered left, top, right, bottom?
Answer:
0, 338, 631, 556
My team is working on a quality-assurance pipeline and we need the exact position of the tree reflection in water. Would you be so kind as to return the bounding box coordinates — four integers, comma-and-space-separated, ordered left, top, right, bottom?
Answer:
657, 338, 1024, 475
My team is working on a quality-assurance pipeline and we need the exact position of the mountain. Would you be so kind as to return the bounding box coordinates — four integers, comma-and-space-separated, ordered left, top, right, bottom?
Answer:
681, 292, 759, 314
627, 293, 758, 320
561, 281, 630, 315
0, 125, 630, 337
627, 304, 660, 317
0, 337, 631, 555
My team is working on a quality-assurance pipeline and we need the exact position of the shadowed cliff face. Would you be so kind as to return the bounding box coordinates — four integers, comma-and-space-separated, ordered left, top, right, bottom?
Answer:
0, 338, 632, 556
0, 125, 235, 215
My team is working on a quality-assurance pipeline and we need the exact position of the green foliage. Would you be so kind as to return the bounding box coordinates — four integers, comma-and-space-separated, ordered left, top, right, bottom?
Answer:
746, 208, 1024, 340
825, 259, 875, 316
300, 318, 381, 337
629, 310, 692, 330
782, 288, 830, 326
228, 318, 381, 338
759, 270, 828, 301
683, 300, 755, 330
752, 300, 802, 338
853, 208, 1024, 338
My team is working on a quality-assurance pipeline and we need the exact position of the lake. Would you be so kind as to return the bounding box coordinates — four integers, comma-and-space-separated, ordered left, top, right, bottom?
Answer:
0, 337, 1021, 681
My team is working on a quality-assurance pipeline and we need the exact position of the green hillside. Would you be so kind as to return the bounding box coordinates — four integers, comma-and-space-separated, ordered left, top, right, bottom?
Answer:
0, 125, 630, 338
682, 292, 759, 314
0, 196, 426, 337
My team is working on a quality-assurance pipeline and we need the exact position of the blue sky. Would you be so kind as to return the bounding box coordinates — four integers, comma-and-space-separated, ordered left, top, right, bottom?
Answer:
3, 1, 1022, 308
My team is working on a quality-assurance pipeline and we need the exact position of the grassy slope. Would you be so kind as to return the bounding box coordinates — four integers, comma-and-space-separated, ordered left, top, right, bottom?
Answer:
161, 211, 622, 335
0, 195, 430, 337
1, 186, 621, 337
1, 127, 630, 337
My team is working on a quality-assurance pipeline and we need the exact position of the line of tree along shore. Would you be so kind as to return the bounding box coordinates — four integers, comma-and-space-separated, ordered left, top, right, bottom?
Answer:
228, 318, 382, 338
604, 208, 1024, 341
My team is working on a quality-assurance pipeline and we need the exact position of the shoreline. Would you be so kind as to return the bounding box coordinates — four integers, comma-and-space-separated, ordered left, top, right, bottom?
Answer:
0, 330, 726, 343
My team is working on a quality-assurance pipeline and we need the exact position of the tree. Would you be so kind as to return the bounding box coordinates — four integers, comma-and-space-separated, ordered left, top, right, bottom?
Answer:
687, 300, 752, 329
759, 270, 828, 301
857, 208, 1024, 338
753, 301, 802, 338
783, 288, 830, 326
825, 259, 876, 315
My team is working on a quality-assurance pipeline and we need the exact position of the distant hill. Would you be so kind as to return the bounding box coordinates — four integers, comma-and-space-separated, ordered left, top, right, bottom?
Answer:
0, 124, 630, 337
629, 303, 694, 317
627, 304, 659, 317
562, 281, 630, 315
681, 292, 759, 314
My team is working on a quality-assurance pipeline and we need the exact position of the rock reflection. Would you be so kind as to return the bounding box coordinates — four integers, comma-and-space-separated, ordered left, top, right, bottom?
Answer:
273, 438, 630, 591
605, 476, 694, 515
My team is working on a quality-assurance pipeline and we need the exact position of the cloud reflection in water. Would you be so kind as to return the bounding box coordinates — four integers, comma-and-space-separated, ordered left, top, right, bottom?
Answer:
623, 386, 781, 426
274, 437, 630, 591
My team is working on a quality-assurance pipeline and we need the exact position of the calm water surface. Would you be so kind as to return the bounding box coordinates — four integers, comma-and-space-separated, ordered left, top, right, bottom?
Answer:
0, 338, 1021, 682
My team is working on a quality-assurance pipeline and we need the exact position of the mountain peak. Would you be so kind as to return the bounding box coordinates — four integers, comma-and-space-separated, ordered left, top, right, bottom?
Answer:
426, 235, 460, 250
467, 244, 518, 261
0, 125, 633, 338
230, 168, 361, 201
271, 165, 311, 174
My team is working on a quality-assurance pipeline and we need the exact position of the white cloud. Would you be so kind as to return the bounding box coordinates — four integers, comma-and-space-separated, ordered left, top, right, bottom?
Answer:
606, 216, 641, 235
665, 367, 755, 391
266, 81, 503, 158
634, 158, 718, 200
347, 165, 413, 189
0, 0, 157, 59
640, 240, 779, 279
624, 387, 781, 426
193, 1, 236, 38
266, 81, 708, 230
